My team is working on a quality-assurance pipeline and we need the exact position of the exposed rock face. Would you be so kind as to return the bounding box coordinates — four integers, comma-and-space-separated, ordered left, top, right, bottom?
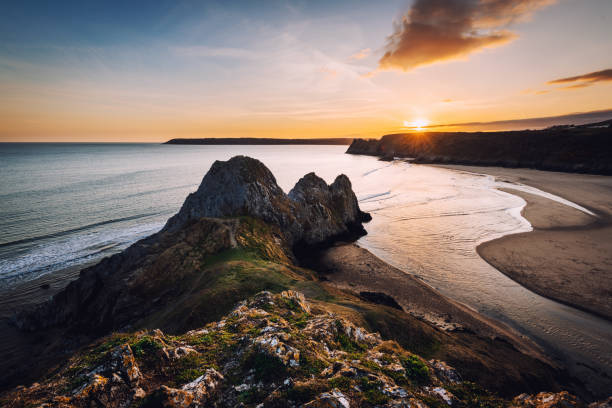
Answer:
164, 156, 370, 246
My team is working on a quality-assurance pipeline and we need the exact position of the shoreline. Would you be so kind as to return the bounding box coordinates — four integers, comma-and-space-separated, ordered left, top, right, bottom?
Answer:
307, 243, 551, 361
435, 164, 612, 322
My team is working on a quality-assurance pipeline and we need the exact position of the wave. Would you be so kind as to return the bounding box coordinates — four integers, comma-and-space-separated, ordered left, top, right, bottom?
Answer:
0, 168, 164, 201
362, 163, 393, 177
0, 221, 164, 287
0, 212, 161, 249
359, 191, 392, 202
121, 184, 195, 200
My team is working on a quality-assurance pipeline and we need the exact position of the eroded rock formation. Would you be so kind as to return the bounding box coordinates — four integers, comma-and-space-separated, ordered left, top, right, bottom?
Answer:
164, 155, 371, 246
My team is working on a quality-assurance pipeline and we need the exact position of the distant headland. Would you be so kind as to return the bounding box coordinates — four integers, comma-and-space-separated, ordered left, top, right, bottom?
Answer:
346, 119, 612, 175
164, 137, 353, 145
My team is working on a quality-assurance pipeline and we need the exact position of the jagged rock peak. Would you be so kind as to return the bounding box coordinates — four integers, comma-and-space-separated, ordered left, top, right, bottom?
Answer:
164, 155, 370, 246
164, 156, 290, 232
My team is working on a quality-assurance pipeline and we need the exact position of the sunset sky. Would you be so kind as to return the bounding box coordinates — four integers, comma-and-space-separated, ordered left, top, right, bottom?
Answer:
1, 0, 611, 142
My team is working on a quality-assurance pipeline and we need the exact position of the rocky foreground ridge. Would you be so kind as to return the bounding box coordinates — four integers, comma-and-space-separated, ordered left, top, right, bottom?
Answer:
3, 290, 603, 408
3, 156, 609, 405
346, 121, 612, 174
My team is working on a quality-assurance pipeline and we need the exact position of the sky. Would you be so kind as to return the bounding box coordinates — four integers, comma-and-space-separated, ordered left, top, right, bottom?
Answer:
0, 0, 611, 142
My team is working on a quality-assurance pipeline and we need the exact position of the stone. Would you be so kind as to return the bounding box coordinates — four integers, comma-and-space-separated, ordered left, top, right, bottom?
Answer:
253, 332, 300, 367
172, 346, 199, 359
304, 388, 351, 408
589, 397, 612, 408
109, 344, 142, 386
511, 392, 583, 408
280, 290, 310, 313
182, 368, 224, 401
429, 360, 462, 384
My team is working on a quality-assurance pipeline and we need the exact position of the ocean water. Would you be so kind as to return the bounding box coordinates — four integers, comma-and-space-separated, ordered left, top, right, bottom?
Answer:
0, 143, 610, 393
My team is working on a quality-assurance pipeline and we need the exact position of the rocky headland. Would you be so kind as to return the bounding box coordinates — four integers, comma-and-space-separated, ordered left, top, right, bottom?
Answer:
346, 120, 612, 175
2, 156, 607, 406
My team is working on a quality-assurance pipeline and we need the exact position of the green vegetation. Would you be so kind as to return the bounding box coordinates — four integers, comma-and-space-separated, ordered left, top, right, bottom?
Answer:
328, 376, 352, 392
299, 354, 327, 376
131, 336, 163, 358
243, 351, 288, 382
401, 354, 430, 385
447, 382, 506, 408
335, 320, 367, 353
285, 382, 328, 404
359, 377, 390, 404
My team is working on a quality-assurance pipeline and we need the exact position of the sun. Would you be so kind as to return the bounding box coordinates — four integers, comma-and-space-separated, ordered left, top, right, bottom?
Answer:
403, 118, 429, 130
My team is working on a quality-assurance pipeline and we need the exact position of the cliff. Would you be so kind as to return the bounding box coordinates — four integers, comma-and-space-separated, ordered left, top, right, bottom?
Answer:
346, 121, 612, 174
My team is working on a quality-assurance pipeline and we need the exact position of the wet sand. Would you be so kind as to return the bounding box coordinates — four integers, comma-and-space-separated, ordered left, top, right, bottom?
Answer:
309, 243, 553, 363
436, 165, 612, 321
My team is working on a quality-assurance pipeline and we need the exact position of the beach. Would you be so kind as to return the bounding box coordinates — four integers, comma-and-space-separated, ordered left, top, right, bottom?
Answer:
437, 165, 612, 321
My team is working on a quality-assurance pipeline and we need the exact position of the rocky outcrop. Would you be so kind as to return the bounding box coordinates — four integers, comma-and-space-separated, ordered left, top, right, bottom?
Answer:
165, 155, 370, 246
4, 291, 604, 407
12, 156, 369, 354
346, 122, 612, 175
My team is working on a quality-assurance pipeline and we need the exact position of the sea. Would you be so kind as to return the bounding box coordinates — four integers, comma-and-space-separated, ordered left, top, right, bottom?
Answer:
0, 143, 610, 393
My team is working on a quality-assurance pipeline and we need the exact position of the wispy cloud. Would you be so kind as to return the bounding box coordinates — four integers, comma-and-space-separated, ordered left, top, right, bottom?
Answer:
428, 109, 612, 131
348, 48, 371, 60
378, 0, 555, 72
547, 68, 612, 89
171, 45, 258, 59
521, 88, 550, 95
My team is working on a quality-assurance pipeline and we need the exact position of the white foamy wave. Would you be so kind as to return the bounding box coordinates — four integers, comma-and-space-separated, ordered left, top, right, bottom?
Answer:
0, 221, 164, 287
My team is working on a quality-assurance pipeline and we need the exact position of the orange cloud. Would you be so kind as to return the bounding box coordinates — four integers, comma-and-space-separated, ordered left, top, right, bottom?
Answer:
522, 88, 550, 95
548, 68, 612, 89
349, 48, 371, 60
378, 0, 555, 72
319, 66, 337, 78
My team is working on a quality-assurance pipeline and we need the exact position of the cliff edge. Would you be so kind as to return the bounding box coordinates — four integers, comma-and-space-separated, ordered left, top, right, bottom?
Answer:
346, 121, 612, 174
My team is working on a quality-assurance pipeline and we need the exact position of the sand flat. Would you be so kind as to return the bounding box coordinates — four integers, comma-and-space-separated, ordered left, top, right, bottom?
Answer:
436, 165, 612, 321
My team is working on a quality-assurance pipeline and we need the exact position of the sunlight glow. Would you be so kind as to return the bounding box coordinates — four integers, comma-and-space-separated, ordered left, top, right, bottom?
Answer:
404, 119, 430, 130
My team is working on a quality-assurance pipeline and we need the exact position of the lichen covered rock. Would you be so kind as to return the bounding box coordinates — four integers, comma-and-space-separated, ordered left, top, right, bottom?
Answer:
2, 292, 595, 408
511, 391, 583, 408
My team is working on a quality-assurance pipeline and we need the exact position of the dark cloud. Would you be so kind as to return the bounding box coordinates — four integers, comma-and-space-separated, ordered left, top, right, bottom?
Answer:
548, 69, 612, 89
379, 0, 554, 71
